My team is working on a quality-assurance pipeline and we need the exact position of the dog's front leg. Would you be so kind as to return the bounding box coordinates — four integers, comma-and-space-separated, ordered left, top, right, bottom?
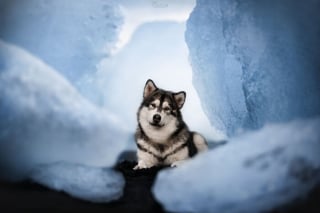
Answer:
133, 159, 159, 170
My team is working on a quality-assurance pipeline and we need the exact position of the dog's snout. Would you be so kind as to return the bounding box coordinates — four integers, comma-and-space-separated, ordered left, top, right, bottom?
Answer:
153, 114, 161, 123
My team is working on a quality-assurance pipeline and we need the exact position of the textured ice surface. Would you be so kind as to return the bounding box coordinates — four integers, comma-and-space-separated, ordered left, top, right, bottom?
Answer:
0, 0, 123, 88
0, 40, 129, 179
186, 0, 320, 135
153, 117, 320, 213
30, 162, 124, 203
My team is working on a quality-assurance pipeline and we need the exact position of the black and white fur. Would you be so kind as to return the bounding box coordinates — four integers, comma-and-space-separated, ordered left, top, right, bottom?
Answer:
134, 79, 208, 170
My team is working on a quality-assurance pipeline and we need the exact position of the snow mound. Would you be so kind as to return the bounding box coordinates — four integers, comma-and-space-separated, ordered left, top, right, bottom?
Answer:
0, 40, 129, 179
153, 117, 320, 213
186, 0, 320, 135
30, 162, 124, 203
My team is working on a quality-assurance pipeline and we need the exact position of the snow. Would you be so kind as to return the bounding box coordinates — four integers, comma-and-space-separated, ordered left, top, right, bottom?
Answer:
153, 117, 320, 213
30, 162, 124, 203
0, 40, 129, 180
186, 0, 320, 135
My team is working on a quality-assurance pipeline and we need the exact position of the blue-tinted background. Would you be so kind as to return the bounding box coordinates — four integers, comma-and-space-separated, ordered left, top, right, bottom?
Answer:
1, 0, 320, 212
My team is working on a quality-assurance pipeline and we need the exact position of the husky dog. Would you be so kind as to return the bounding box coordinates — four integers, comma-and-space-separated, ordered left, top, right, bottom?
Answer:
134, 79, 208, 170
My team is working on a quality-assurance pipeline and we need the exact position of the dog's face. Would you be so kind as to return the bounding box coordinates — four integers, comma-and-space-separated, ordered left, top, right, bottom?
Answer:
138, 79, 186, 140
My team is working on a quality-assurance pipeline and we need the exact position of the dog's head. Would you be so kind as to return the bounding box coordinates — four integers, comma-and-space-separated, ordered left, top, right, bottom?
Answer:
138, 79, 186, 132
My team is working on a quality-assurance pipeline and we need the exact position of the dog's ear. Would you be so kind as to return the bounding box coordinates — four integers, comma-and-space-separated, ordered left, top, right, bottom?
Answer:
144, 79, 157, 98
173, 91, 186, 109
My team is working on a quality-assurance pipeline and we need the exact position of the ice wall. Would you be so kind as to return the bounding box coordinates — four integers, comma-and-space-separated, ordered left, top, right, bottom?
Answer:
0, 0, 123, 85
0, 1, 129, 201
0, 40, 129, 179
186, 0, 320, 135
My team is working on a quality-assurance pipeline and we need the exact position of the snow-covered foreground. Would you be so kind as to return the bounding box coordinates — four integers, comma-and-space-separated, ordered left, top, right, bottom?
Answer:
153, 117, 320, 213
0, 40, 129, 201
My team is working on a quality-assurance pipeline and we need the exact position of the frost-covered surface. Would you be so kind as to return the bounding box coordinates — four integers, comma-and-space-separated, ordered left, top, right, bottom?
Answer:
30, 162, 124, 203
186, 0, 320, 135
0, 40, 129, 179
0, 0, 123, 86
153, 117, 320, 213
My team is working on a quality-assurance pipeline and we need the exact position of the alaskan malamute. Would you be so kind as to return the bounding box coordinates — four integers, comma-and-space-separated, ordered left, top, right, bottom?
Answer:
134, 79, 208, 169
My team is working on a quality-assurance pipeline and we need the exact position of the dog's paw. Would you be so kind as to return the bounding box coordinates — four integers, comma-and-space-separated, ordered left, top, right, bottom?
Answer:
133, 160, 149, 170
133, 164, 144, 170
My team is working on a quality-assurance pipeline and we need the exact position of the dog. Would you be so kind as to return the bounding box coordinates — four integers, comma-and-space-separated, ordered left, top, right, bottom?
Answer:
134, 79, 208, 170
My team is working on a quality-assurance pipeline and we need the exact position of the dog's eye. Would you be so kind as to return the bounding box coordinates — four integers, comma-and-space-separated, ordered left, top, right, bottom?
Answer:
150, 103, 156, 109
164, 107, 170, 111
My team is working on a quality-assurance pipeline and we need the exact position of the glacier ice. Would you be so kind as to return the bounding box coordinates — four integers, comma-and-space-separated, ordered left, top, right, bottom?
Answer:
0, 39, 129, 179
0, 0, 123, 91
30, 162, 124, 203
186, 0, 320, 135
0, 0, 129, 201
153, 117, 320, 213
1, 0, 319, 209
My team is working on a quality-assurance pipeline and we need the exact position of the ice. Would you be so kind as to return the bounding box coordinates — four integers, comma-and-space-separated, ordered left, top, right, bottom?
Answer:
153, 1, 320, 211
186, 0, 320, 135
0, 1, 129, 201
0, 40, 129, 180
153, 117, 320, 213
2, 0, 319, 208
30, 162, 124, 203
0, 0, 123, 86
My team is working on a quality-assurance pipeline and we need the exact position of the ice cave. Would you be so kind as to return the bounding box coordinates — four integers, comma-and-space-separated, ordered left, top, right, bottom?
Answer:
0, 0, 320, 212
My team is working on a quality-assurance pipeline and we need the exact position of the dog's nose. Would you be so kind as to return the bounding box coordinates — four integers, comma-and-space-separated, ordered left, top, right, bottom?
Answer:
153, 114, 161, 123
